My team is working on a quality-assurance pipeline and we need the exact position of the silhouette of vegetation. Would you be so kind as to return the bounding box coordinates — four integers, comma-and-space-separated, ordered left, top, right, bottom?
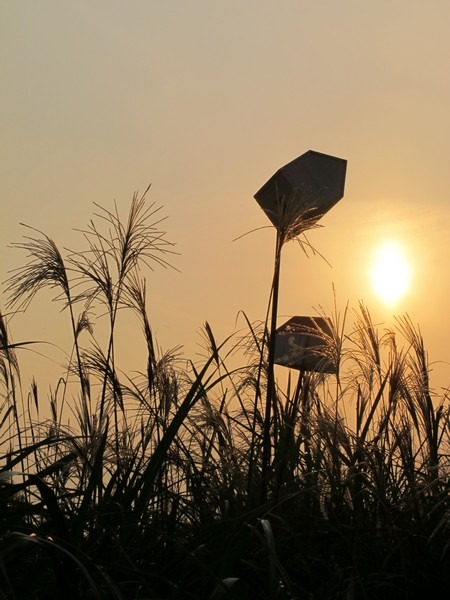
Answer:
1, 191, 450, 598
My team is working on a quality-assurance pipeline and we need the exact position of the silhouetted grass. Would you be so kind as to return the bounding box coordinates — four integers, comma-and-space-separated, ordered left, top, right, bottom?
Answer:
1, 192, 449, 598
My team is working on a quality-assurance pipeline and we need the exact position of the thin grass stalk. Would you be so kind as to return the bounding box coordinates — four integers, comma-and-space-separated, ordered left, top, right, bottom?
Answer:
67, 296, 89, 404
0, 313, 27, 477
273, 369, 305, 497
197, 324, 252, 505
238, 313, 267, 505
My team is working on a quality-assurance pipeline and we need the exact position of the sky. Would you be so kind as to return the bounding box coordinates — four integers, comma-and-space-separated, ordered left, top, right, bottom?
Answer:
2, 1, 450, 393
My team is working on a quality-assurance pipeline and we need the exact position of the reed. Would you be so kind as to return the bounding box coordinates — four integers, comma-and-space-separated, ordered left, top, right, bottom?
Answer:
0, 192, 449, 598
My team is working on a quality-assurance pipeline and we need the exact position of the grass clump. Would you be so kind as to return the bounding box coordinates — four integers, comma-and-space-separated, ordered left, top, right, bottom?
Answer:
1, 189, 450, 599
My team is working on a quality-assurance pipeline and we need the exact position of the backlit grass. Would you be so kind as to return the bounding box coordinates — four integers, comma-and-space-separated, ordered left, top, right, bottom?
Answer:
1, 191, 449, 599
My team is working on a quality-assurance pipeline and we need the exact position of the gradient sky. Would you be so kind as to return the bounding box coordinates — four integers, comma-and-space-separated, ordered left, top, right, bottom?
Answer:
2, 1, 450, 391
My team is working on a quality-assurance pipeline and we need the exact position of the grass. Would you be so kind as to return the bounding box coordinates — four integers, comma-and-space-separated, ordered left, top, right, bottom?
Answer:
1, 190, 450, 598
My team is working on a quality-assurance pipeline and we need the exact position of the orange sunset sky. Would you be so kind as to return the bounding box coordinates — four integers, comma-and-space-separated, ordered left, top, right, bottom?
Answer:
2, 1, 450, 391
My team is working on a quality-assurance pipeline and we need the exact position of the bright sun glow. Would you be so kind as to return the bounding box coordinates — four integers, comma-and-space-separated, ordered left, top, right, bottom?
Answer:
370, 241, 412, 306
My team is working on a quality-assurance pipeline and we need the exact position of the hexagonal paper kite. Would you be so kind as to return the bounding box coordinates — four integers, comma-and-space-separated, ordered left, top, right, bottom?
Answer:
274, 316, 337, 374
254, 150, 347, 238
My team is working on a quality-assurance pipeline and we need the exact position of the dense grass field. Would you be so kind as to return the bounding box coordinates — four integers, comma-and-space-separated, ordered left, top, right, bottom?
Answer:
1, 192, 449, 599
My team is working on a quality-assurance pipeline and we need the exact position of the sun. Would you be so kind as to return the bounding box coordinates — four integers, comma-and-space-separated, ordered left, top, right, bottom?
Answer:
370, 240, 412, 306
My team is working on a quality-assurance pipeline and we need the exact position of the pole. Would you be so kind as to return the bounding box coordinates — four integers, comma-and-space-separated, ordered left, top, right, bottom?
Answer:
260, 227, 283, 502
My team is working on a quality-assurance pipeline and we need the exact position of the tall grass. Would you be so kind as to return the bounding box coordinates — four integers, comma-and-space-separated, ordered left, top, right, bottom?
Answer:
1, 192, 449, 598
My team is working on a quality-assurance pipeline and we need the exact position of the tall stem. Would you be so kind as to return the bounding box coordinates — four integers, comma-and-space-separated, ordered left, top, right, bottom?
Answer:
260, 229, 283, 502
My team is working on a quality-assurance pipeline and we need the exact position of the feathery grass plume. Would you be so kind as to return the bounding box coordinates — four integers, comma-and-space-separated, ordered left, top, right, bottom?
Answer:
122, 273, 159, 398
69, 188, 177, 309
351, 300, 384, 381
4, 227, 89, 401
0, 312, 20, 377
67, 188, 176, 423
396, 315, 449, 493
4, 226, 71, 311
266, 187, 324, 245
